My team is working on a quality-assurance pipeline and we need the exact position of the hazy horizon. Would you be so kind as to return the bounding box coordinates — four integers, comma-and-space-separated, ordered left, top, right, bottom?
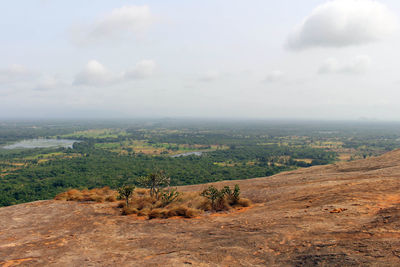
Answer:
2, 116, 400, 125
1, 0, 400, 120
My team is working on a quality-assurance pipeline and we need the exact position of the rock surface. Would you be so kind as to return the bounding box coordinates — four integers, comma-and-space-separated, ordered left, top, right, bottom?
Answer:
1, 150, 400, 266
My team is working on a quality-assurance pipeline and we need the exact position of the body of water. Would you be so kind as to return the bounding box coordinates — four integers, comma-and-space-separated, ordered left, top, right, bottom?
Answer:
2, 139, 78, 149
171, 151, 203, 158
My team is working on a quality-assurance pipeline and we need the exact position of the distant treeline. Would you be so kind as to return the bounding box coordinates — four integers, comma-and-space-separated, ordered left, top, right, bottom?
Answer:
1, 119, 400, 207
0, 143, 330, 206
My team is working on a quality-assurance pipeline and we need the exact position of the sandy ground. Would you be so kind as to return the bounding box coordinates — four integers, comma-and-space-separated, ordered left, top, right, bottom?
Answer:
1, 150, 400, 266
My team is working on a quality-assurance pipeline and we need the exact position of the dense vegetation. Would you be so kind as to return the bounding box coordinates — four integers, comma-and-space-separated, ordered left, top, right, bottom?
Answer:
1, 119, 400, 207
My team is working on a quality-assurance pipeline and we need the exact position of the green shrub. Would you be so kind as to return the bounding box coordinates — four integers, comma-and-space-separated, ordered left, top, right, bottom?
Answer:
138, 170, 170, 199
201, 184, 244, 210
117, 185, 135, 207
201, 185, 229, 211
223, 184, 241, 205
160, 188, 180, 207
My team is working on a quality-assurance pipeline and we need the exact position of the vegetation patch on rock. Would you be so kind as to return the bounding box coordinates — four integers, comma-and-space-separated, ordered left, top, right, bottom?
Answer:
120, 184, 251, 219
55, 174, 251, 219
54, 186, 117, 203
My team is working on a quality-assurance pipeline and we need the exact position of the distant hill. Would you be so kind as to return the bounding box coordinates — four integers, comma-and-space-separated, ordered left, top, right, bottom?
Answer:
1, 150, 400, 266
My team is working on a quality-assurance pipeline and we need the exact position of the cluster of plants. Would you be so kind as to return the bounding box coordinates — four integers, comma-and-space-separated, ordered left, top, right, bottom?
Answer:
200, 184, 250, 211
118, 187, 198, 219
120, 183, 250, 219
117, 171, 251, 219
54, 171, 251, 219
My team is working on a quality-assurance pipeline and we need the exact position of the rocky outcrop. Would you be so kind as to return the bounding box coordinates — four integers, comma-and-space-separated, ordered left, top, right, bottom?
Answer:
1, 150, 400, 266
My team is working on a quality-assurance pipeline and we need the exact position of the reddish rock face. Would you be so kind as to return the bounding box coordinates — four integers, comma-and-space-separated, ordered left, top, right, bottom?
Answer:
1, 150, 400, 266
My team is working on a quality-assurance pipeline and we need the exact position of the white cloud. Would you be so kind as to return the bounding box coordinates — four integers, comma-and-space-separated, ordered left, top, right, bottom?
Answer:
287, 0, 398, 50
74, 60, 117, 86
318, 55, 371, 74
198, 71, 220, 82
34, 75, 66, 91
0, 64, 68, 93
72, 5, 153, 44
124, 60, 156, 79
0, 64, 36, 83
318, 58, 340, 74
74, 59, 156, 86
264, 70, 284, 82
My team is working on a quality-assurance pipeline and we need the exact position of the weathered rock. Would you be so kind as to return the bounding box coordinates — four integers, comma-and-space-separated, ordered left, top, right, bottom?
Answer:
2, 150, 400, 266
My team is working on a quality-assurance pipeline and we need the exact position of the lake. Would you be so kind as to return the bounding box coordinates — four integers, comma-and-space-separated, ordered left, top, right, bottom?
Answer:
171, 151, 203, 158
2, 139, 78, 150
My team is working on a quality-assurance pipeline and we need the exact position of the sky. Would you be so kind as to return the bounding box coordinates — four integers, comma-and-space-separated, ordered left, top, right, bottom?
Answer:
1, 0, 400, 120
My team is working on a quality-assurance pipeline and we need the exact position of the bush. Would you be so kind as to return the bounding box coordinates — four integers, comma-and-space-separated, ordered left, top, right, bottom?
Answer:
224, 184, 241, 205
201, 185, 229, 211
117, 185, 135, 207
200, 185, 250, 210
138, 170, 170, 199
160, 188, 180, 207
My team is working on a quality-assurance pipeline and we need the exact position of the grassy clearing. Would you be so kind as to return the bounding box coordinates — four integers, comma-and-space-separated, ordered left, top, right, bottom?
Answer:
95, 140, 227, 156
310, 141, 343, 149
23, 152, 81, 161
0, 152, 82, 177
0, 162, 27, 177
60, 128, 128, 139
213, 161, 256, 167
294, 158, 313, 164
95, 140, 165, 155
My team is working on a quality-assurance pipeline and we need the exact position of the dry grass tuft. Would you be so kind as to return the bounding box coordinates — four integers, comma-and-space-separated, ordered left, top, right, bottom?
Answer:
54, 187, 118, 203
135, 188, 148, 196
121, 206, 139, 215
56, 186, 252, 219
105, 195, 117, 202
147, 205, 199, 219
148, 208, 169, 219
167, 205, 199, 218
116, 202, 125, 208
236, 198, 252, 207
121, 188, 251, 219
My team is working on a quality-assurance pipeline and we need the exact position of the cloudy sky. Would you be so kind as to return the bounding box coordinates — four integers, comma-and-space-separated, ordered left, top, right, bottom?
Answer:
1, 0, 400, 120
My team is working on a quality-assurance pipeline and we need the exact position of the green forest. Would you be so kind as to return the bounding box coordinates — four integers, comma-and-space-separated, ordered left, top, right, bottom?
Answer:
1, 119, 400, 207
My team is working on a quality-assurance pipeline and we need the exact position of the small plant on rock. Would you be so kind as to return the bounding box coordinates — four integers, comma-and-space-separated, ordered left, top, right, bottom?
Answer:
160, 188, 180, 207
138, 170, 170, 199
117, 185, 135, 207
224, 184, 241, 205
201, 185, 228, 211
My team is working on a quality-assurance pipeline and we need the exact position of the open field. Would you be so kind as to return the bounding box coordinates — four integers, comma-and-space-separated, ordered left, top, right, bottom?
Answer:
59, 128, 129, 139
94, 140, 227, 156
